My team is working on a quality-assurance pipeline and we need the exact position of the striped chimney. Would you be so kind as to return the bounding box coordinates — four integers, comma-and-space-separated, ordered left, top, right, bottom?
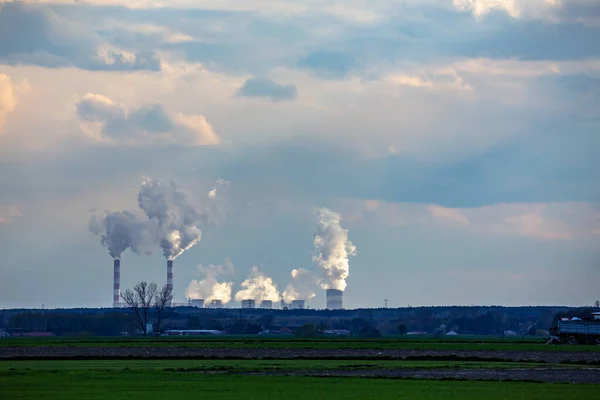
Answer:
167, 259, 174, 305
113, 259, 121, 308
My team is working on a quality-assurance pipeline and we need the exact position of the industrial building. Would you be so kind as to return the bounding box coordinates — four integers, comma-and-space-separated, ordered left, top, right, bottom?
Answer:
190, 299, 204, 308
261, 300, 273, 309
241, 299, 256, 309
326, 289, 343, 310
291, 300, 305, 310
209, 300, 223, 308
163, 329, 222, 336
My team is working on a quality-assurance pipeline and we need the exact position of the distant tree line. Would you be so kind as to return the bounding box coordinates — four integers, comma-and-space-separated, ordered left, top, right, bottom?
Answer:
4, 304, 593, 337
7, 312, 134, 336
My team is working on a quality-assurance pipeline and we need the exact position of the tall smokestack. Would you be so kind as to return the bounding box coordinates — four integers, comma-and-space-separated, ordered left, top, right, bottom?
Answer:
326, 289, 343, 310
167, 259, 174, 305
113, 259, 121, 308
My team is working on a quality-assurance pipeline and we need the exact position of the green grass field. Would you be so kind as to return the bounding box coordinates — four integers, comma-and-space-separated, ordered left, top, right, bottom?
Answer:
2, 338, 599, 399
2, 336, 597, 352
1, 368, 598, 400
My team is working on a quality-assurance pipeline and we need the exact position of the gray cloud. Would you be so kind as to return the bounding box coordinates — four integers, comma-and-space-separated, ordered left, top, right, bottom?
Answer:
555, 1, 600, 23
0, 204, 21, 225
560, 73, 600, 95
457, 20, 600, 60
298, 50, 357, 78
2, 1, 598, 77
0, 1, 161, 71
237, 78, 298, 101
211, 128, 600, 208
76, 93, 220, 146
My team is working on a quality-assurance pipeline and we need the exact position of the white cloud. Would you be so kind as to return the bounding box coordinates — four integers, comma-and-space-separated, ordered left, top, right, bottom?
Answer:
432, 203, 600, 240
350, 200, 600, 242
453, 0, 600, 25
388, 68, 474, 93
76, 93, 220, 146
453, 0, 560, 19
0, 74, 17, 132
453, 58, 563, 78
429, 205, 470, 225
123, 24, 195, 44
323, 3, 382, 23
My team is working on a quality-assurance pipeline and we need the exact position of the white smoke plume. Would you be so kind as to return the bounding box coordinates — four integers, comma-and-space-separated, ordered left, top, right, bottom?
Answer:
313, 208, 356, 291
137, 178, 207, 260
90, 177, 226, 259
185, 259, 235, 304
234, 267, 280, 303
282, 268, 318, 303
89, 210, 157, 258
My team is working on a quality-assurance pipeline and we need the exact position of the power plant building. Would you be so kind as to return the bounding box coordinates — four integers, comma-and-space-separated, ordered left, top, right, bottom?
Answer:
326, 289, 343, 310
291, 300, 305, 310
241, 299, 256, 309
261, 300, 273, 309
209, 300, 223, 308
190, 299, 204, 308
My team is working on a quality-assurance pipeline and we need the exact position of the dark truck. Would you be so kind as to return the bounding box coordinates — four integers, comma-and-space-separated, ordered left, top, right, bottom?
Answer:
552, 313, 600, 345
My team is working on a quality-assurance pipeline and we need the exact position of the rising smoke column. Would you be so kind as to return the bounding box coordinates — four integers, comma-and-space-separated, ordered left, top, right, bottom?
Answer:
313, 208, 356, 291
90, 177, 226, 260
282, 268, 318, 303
185, 259, 235, 304
234, 267, 280, 302
137, 178, 207, 260
89, 210, 157, 258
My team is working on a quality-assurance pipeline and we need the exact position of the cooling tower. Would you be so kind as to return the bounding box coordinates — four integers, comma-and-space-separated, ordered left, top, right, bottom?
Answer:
326, 289, 343, 310
167, 259, 174, 305
241, 299, 256, 309
190, 299, 204, 308
210, 299, 223, 308
291, 300, 305, 310
113, 259, 121, 308
261, 300, 273, 309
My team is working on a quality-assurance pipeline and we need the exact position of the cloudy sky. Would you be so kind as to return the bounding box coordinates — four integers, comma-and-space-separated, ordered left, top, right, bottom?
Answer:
0, 0, 599, 309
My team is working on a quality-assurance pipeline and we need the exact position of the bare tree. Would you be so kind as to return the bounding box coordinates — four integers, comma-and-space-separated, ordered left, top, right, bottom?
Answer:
122, 281, 157, 337
595, 300, 599, 308
153, 284, 173, 336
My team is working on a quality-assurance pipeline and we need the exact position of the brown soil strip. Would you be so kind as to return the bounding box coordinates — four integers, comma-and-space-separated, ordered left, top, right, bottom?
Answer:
1, 347, 599, 364
241, 368, 600, 384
